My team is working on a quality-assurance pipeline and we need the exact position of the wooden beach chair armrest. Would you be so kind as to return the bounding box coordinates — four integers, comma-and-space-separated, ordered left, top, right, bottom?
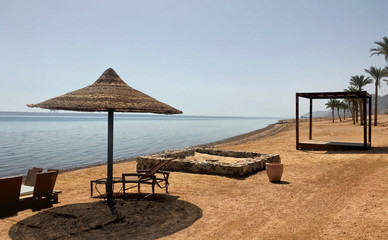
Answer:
122, 173, 154, 181
135, 170, 169, 180
137, 170, 169, 174
137, 170, 170, 180
122, 173, 146, 178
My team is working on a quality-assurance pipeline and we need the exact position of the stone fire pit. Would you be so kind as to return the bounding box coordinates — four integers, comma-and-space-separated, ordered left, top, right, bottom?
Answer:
136, 148, 281, 177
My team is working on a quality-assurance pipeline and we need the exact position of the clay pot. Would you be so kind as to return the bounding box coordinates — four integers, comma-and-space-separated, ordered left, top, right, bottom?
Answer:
265, 162, 283, 182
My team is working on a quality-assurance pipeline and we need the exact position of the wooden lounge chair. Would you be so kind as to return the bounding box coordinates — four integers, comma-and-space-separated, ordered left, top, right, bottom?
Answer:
47, 169, 59, 191
0, 176, 22, 206
122, 160, 171, 196
24, 167, 43, 187
20, 171, 61, 203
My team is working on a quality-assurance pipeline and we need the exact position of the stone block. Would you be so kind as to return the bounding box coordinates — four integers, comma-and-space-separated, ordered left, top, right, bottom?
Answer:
135, 148, 280, 177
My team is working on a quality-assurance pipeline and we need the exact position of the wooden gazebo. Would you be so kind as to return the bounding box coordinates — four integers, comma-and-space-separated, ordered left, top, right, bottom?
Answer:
296, 91, 372, 150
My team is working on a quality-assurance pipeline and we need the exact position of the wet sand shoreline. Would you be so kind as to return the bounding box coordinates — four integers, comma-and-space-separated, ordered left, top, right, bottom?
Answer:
203, 120, 289, 147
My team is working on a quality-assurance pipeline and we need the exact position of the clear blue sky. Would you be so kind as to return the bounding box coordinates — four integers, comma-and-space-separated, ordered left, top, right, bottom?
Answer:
1, 0, 387, 118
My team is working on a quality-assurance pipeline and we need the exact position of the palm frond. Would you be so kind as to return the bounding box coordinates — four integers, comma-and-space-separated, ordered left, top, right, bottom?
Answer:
349, 75, 373, 91
370, 36, 388, 61
364, 66, 388, 88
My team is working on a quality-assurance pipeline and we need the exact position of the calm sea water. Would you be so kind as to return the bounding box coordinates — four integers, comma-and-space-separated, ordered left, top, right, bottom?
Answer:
0, 112, 280, 178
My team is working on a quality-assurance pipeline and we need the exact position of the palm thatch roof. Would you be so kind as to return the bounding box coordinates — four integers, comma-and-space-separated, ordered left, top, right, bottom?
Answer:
27, 68, 182, 114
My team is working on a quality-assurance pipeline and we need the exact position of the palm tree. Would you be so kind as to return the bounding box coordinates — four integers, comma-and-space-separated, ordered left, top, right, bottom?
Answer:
325, 99, 336, 123
340, 100, 348, 120
343, 98, 353, 122
344, 86, 359, 124
325, 99, 342, 123
370, 36, 388, 63
349, 75, 373, 125
334, 99, 343, 122
385, 66, 388, 85
364, 66, 388, 126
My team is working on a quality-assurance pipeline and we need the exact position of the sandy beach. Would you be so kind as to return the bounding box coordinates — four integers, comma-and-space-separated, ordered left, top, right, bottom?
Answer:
2, 115, 388, 239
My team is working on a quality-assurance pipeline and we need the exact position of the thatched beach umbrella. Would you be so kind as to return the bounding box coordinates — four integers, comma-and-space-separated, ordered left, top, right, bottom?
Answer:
28, 68, 182, 203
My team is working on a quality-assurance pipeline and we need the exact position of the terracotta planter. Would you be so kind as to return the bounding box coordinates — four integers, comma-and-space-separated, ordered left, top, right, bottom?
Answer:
265, 162, 283, 182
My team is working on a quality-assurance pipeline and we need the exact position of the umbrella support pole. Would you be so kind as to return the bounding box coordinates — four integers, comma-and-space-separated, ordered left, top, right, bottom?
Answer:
107, 109, 114, 203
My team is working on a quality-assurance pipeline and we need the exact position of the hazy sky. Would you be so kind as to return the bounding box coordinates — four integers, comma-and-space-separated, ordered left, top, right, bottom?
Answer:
1, 0, 387, 118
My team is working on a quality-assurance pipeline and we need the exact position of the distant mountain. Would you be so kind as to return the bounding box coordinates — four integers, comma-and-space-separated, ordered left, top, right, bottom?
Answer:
301, 93, 388, 118
301, 110, 331, 118
373, 93, 388, 114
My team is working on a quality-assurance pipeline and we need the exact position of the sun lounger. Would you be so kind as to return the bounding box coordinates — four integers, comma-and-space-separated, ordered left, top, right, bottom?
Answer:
122, 160, 171, 196
47, 169, 59, 191
20, 171, 61, 203
0, 176, 23, 206
24, 168, 43, 187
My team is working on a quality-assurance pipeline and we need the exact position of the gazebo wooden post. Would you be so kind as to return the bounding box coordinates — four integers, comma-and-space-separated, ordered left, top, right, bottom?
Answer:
296, 94, 300, 149
107, 109, 114, 204
363, 95, 367, 148
309, 98, 313, 140
369, 96, 372, 144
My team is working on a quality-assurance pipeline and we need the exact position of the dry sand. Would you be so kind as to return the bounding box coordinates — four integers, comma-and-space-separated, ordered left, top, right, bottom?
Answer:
1, 115, 388, 239
183, 152, 251, 164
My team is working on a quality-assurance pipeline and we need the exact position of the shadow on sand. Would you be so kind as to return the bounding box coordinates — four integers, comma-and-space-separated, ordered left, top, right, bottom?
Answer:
270, 180, 291, 185
8, 194, 202, 240
0, 199, 56, 219
325, 146, 388, 155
